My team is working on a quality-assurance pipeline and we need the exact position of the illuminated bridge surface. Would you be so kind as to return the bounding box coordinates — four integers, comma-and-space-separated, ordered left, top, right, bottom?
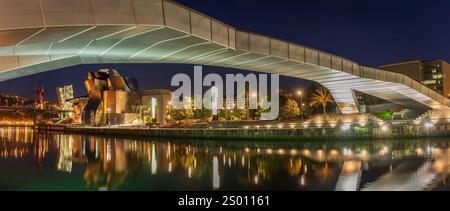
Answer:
0, 0, 449, 113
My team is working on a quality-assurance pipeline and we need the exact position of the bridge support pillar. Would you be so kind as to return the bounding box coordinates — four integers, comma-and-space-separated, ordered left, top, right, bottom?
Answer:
326, 87, 360, 114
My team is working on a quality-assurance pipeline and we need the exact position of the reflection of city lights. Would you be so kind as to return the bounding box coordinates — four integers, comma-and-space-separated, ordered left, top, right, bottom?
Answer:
188, 167, 192, 178
432, 160, 446, 173
378, 149, 385, 157
266, 149, 273, 155
416, 148, 424, 156
360, 150, 369, 160
245, 148, 250, 153
316, 150, 325, 161
241, 156, 245, 166
213, 156, 220, 189
303, 150, 311, 156
432, 148, 442, 156
342, 161, 361, 175
300, 175, 306, 186
151, 143, 157, 175
290, 149, 297, 156
106, 141, 111, 162
330, 150, 339, 157
254, 175, 259, 185
168, 162, 172, 173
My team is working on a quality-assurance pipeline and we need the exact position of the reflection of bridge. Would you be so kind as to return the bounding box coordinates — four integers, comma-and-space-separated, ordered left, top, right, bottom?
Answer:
0, 0, 449, 114
334, 159, 448, 191
361, 161, 437, 191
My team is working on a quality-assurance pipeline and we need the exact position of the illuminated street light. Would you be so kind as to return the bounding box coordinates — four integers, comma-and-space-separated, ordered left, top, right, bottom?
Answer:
297, 89, 304, 120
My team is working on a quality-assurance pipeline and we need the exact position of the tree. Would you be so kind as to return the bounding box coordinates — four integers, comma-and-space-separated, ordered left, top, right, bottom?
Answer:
184, 107, 194, 120
280, 99, 300, 120
309, 88, 335, 114
194, 107, 212, 121
167, 108, 185, 121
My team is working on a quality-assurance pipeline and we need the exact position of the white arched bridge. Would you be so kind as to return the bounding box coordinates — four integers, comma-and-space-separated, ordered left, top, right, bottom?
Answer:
0, 0, 449, 114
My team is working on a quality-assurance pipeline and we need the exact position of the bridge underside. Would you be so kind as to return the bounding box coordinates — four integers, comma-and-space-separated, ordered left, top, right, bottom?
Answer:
0, 0, 448, 113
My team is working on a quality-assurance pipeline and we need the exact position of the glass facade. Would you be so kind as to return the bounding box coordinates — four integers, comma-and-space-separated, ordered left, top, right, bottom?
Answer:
421, 61, 444, 94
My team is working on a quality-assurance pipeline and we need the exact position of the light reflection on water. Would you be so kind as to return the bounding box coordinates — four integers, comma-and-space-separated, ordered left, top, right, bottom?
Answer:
0, 127, 449, 191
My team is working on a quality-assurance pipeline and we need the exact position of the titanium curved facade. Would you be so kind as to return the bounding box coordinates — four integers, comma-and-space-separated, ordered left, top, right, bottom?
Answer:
0, 0, 449, 114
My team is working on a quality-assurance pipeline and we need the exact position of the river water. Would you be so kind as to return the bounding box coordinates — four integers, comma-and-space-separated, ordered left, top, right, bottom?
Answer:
0, 127, 448, 191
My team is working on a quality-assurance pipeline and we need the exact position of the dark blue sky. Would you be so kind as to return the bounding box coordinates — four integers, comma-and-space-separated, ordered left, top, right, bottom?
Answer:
0, 0, 449, 103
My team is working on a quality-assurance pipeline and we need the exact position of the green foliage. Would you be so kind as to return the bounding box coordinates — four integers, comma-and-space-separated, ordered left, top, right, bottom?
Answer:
376, 111, 393, 121
309, 88, 335, 114
184, 108, 194, 120
194, 107, 212, 121
218, 108, 247, 120
280, 99, 300, 120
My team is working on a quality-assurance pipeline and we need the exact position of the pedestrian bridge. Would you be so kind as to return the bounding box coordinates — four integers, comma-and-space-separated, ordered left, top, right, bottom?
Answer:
0, 0, 449, 113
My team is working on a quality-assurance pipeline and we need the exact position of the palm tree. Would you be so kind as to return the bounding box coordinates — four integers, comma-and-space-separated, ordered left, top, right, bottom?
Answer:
309, 88, 335, 114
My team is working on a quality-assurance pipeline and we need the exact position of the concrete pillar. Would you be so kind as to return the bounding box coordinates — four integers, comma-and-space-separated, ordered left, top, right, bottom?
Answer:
325, 86, 359, 114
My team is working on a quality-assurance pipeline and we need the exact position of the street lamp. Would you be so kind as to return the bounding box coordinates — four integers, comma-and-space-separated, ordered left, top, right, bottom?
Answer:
297, 90, 303, 104
297, 90, 304, 120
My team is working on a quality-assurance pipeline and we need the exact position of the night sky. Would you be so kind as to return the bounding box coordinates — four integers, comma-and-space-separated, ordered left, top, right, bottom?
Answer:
0, 0, 449, 103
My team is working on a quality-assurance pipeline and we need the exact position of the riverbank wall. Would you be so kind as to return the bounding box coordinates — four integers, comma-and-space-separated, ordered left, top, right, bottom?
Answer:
37, 123, 450, 140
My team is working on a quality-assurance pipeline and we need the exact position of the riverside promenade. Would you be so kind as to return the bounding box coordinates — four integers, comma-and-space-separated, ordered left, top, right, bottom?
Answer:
37, 122, 450, 141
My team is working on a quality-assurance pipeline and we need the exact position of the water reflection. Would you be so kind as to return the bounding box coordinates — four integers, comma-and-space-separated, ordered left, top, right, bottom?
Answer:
0, 126, 449, 191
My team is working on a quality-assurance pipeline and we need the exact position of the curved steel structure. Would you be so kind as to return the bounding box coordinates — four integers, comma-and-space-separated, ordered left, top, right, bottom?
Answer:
0, 0, 449, 113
